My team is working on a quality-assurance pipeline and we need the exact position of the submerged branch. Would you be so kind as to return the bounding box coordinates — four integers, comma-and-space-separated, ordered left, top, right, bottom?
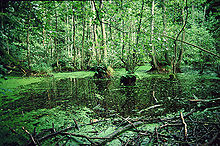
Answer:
98, 121, 143, 145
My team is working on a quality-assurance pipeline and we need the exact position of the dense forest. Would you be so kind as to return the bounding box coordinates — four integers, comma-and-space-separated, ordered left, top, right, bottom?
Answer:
0, 0, 219, 75
0, 0, 219, 145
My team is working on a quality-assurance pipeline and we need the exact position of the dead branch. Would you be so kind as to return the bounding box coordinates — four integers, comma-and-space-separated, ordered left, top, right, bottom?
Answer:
22, 127, 39, 146
52, 123, 56, 133
117, 115, 139, 131
180, 112, 187, 139
73, 118, 80, 130
189, 98, 220, 102
38, 125, 75, 142
138, 104, 162, 114
155, 128, 159, 142
8, 126, 18, 135
54, 136, 66, 146
152, 91, 158, 102
98, 121, 143, 145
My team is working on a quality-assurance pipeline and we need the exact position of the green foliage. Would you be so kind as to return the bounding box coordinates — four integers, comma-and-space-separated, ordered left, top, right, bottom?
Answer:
1, 0, 218, 75
183, 25, 217, 73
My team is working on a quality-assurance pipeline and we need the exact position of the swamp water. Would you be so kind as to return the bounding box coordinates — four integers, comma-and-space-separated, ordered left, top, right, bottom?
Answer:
0, 70, 219, 145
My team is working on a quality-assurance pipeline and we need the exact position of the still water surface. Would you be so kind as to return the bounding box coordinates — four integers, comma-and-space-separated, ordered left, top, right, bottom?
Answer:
3, 74, 219, 117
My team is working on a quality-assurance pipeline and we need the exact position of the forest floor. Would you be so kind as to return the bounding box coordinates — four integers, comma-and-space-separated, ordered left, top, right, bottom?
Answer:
0, 66, 219, 145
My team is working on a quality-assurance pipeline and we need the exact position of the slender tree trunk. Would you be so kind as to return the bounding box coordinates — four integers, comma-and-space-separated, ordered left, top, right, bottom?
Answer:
54, 3, 59, 69
72, 5, 76, 68
93, 24, 99, 64
1, 2, 10, 55
89, 13, 96, 61
42, 28, 45, 49
26, 4, 31, 72
93, 0, 106, 63
128, 21, 132, 69
173, 0, 188, 73
100, 0, 107, 61
81, 2, 86, 70
192, 5, 194, 24
135, 0, 144, 66
121, 19, 125, 60
151, 0, 159, 71
202, 5, 206, 25
132, 18, 136, 65
91, 1, 99, 65
136, 0, 144, 45
1, 1, 3, 29
66, 6, 70, 57
162, 0, 170, 66
102, 20, 107, 60
120, 0, 125, 61
86, 18, 92, 67
176, 0, 186, 72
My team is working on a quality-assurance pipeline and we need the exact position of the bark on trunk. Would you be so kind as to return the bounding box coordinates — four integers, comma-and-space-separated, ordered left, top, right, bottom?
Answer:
26, 4, 31, 72
81, 2, 86, 70
176, 0, 186, 73
150, 0, 159, 71
72, 5, 76, 68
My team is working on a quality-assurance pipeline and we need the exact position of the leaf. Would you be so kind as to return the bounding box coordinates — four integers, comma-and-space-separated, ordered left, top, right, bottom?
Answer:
95, 93, 104, 100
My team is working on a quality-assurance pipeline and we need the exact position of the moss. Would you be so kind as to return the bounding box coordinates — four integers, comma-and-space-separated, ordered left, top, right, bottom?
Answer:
0, 77, 43, 89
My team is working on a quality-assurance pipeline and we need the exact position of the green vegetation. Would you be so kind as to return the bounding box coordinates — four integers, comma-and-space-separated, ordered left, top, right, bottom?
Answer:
0, 0, 219, 145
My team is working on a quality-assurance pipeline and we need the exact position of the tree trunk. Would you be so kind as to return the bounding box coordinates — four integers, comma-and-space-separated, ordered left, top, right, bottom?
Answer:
66, 6, 70, 57
136, 0, 144, 45
26, 4, 31, 72
135, 0, 144, 65
176, 0, 186, 73
100, 0, 107, 61
72, 5, 76, 68
54, 3, 59, 69
174, 0, 188, 73
81, 2, 86, 70
89, 10, 96, 61
150, 0, 159, 71
162, 0, 170, 66
91, 1, 100, 65
192, 5, 194, 24
202, 5, 206, 26
121, 0, 125, 62
1, 1, 3, 29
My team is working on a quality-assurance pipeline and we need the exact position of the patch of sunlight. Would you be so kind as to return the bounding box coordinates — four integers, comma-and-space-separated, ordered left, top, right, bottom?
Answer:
52, 71, 95, 79
135, 65, 152, 72
136, 73, 168, 80
114, 65, 152, 77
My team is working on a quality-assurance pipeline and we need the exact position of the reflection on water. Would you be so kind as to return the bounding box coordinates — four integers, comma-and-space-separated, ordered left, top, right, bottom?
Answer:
3, 75, 220, 117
